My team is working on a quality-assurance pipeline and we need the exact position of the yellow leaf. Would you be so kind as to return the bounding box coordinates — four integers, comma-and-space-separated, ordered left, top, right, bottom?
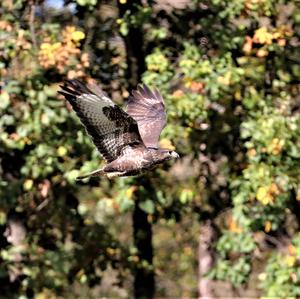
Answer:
256, 186, 268, 201
264, 221, 272, 233
183, 76, 193, 88
41, 113, 49, 125
285, 255, 296, 267
0, 210, 7, 225
256, 186, 273, 205
256, 48, 268, 57
71, 31, 85, 42
1, 91, 9, 102
253, 27, 273, 45
234, 89, 242, 100
106, 247, 116, 255
268, 138, 284, 155
35, 292, 46, 299
126, 186, 137, 198
65, 26, 75, 34
217, 72, 231, 85
23, 179, 33, 191
52, 42, 62, 50
40, 43, 51, 50
57, 146, 67, 157
35, 289, 56, 299
261, 194, 273, 205
159, 138, 176, 150
258, 272, 267, 281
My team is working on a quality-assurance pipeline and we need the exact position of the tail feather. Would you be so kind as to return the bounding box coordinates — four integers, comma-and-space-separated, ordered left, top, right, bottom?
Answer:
76, 168, 105, 181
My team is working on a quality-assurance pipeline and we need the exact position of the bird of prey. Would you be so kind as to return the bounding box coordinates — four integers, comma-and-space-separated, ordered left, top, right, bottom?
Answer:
58, 80, 179, 180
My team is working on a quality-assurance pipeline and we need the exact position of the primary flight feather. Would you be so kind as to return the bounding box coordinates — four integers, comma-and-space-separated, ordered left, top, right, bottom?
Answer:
58, 80, 179, 180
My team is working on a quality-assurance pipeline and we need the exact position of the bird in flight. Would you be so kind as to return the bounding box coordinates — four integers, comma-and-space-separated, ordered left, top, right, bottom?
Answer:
58, 80, 179, 180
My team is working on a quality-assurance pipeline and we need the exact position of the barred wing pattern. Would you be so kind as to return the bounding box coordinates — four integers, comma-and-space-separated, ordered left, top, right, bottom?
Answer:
126, 85, 167, 148
58, 80, 144, 162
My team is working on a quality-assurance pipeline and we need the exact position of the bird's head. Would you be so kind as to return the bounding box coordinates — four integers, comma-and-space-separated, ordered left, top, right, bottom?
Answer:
156, 149, 180, 161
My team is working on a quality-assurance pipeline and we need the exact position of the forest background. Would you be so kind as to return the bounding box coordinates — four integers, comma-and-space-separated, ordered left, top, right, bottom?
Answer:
1, 0, 300, 298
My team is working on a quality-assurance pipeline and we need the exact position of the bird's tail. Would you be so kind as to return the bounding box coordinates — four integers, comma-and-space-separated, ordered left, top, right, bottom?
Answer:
76, 168, 105, 181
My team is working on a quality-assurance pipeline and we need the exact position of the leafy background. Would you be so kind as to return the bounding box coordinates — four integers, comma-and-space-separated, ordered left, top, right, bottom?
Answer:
0, 0, 300, 298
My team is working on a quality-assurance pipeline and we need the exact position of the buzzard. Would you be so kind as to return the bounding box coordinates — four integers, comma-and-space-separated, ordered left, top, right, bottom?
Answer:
58, 80, 179, 180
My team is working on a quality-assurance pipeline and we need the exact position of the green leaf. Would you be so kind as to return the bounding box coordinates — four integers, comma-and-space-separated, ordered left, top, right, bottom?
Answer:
139, 200, 155, 214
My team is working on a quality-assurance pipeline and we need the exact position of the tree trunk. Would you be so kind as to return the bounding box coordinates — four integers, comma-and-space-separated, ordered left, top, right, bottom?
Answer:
133, 198, 155, 299
118, 3, 154, 298
198, 220, 215, 299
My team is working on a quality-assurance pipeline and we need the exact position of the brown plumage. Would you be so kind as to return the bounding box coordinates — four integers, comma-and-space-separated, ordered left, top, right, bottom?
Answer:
58, 80, 179, 180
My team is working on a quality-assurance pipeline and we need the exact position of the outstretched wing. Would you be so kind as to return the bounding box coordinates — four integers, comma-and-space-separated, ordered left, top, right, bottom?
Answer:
58, 80, 144, 162
126, 84, 167, 148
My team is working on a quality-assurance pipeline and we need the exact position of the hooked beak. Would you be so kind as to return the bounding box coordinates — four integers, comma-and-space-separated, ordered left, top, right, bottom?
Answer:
171, 151, 180, 159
